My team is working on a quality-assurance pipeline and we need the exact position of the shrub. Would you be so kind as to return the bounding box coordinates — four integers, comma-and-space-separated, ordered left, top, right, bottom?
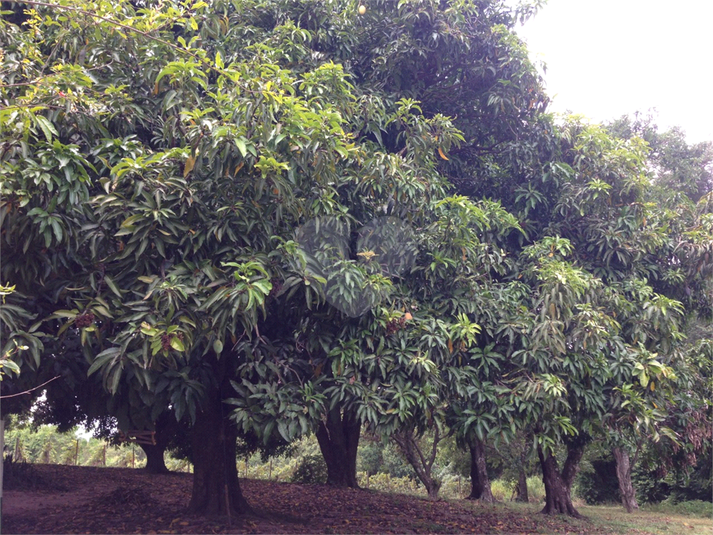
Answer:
357, 440, 384, 476
289, 454, 328, 484
575, 458, 621, 504
490, 479, 512, 501
526, 476, 546, 503
486, 477, 545, 503
644, 499, 713, 518
358, 471, 421, 494
439, 473, 468, 499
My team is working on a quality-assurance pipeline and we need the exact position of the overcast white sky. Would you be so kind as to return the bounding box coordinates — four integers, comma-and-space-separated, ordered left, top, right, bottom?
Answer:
514, 0, 713, 143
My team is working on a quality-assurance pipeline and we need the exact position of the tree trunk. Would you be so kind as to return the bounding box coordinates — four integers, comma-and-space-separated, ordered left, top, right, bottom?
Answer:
422, 474, 441, 499
467, 436, 494, 502
537, 444, 583, 518
315, 407, 361, 488
392, 427, 442, 500
188, 389, 251, 516
561, 441, 585, 491
140, 442, 169, 474
514, 468, 529, 503
141, 412, 181, 474
612, 446, 639, 513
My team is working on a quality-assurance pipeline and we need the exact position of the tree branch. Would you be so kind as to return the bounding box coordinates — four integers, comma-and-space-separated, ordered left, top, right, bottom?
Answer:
1, 375, 61, 399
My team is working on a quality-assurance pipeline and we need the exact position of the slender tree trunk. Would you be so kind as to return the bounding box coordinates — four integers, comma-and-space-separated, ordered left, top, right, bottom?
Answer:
562, 441, 585, 491
512, 435, 530, 503
515, 468, 529, 503
392, 427, 442, 500
537, 444, 583, 518
140, 442, 169, 474
467, 436, 494, 502
188, 388, 251, 516
612, 446, 639, 513
315, 407, 360, 488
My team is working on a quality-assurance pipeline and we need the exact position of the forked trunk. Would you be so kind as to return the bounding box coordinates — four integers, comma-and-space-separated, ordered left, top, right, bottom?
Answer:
315, 407, 360, 488
612, 446, 639, 513
423, 476, 441, 499
140, 442, 169, 474
514, 468, 529, 503
392, 427, 442, 500
467, 436, 494, 502
537, 444, 583, 518
188, 390, 251, 516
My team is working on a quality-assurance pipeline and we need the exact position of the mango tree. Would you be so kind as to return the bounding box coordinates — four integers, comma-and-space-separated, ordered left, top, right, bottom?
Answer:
0, 0, 481, 514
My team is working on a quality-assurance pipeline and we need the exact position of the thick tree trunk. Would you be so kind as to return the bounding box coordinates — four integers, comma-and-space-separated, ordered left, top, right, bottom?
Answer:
467, 436, 494, 502
392, 427, 442, 500
188, 389, 251, 516
537, 444, 583, 518
514, 468, 529, 503
612, 446, 639, 513
422, 475, 441, 499
141, 412, 181, 474
315, 407, 360, 488
140, 442, 169, 474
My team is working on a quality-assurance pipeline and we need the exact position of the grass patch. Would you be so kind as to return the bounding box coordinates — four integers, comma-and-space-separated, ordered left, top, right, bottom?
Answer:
582, 504, 713, 535
478, 499, 712, 535
643, 499, 713, 519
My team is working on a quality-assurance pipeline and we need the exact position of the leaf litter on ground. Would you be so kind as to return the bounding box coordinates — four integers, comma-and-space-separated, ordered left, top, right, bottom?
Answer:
0, 464, 667, 534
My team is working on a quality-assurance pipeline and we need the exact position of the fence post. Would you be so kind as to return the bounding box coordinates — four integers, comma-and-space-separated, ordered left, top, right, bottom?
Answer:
75, 440, 79, 465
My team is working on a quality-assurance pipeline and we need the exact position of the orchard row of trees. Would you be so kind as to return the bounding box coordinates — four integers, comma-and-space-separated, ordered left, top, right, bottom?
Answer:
1, 0, 711, 520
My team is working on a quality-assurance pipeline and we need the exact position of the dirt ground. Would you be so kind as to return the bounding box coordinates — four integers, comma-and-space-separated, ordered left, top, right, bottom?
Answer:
2, 463, 621, 534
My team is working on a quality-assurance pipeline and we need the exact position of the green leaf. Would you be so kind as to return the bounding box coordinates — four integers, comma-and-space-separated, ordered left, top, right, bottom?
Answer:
50, 219, 63, 243
87, 347, 120, 376
34, 115, 58, 142
103, 275, 122, 297
235, 137, 248, 158
170, 336, 185, 352
140, 322, 158, 336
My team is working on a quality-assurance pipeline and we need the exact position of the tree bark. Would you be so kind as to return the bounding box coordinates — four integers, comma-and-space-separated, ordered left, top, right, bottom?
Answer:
537, 444, 583, 518
140, 442, 169, 474
140, 412, 182, 474
562, 441, 585, 491
514, 468, 529, 503
315, 407, 361, 488
612, 446, 639, 513
467, 436, 494, 502
188, 388, 251, 516
392, 427, 442, 500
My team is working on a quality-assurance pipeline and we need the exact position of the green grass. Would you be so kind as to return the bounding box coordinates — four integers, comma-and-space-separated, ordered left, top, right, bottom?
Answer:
581, 504, 712, 535
644, 500, 713, 519
475, 501, 712, 535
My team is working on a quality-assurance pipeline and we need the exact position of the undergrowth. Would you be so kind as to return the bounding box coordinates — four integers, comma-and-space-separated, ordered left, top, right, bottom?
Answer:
643, 499, 713, 518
